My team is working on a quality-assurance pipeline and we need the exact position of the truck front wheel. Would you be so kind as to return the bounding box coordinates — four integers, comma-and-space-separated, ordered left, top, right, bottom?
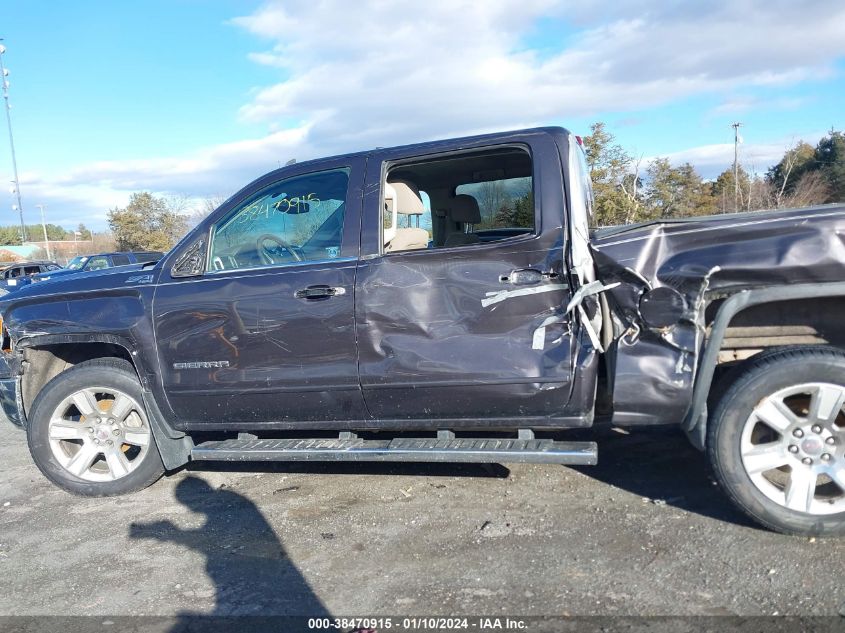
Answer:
708, 346, 845, 535
27, 358, 165, 496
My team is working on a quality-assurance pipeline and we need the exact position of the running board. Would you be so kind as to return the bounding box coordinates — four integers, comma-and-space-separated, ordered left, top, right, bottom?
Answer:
190, 437, 597, 465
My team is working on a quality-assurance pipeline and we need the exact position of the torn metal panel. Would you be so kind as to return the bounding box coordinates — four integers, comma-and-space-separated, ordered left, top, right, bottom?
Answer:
591, 203, 845, 425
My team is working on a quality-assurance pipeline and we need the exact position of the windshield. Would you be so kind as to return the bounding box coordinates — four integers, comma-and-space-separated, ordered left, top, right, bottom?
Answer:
65, 256, 88, 271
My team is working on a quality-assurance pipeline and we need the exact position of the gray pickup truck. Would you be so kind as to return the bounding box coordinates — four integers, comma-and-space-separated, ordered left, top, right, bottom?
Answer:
1, 127, 843, 535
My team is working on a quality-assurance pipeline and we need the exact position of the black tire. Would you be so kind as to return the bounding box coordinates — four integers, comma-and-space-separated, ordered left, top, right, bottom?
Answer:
708, 346, 845, 536
27, 358, 165, 496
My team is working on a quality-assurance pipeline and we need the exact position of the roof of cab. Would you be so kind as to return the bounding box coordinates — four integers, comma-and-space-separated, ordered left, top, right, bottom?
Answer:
277, 126, 572, 172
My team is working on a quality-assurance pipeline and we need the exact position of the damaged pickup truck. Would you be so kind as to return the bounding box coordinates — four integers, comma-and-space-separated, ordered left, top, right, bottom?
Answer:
1, 127, 844, 535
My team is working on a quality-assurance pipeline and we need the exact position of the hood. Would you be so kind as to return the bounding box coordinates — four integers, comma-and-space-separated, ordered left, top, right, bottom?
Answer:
0, 263, 158, 308
31, 267, 81, 281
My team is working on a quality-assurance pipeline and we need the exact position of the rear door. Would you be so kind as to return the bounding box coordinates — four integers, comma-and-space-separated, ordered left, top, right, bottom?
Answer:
355, 133, 582, 425
152, 156, 367, 428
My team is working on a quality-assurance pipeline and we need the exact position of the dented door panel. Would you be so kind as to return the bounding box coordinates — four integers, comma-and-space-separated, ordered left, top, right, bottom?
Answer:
153, 262, 366, 426
355, 243, 578, 421
355, 131, 595, 425
150, 154, 368, 428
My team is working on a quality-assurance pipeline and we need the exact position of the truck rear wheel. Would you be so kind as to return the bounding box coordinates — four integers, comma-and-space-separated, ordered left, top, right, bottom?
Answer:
27, 358, 164, 496
708, 346, 845, 535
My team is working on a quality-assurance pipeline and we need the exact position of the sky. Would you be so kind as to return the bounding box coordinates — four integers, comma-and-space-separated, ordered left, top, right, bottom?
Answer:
1, 0, 844, 231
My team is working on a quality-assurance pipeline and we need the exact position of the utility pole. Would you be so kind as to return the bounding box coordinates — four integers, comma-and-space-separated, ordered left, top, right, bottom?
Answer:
731, 122, 743, 212
35, 204, 51, 260
0, 42, 26, 242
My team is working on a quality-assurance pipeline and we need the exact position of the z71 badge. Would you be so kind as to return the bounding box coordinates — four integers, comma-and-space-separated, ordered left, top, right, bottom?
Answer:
125, 274, 154, 284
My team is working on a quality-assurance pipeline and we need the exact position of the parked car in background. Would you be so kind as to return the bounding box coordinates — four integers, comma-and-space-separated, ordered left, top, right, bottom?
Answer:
31, 251, 163, 282
0, 261, 62, 295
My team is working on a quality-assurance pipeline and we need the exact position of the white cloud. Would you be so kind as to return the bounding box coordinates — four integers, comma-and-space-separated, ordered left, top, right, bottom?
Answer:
232, 0, 845, 141
16, 0, 845, 229
14, 125, 313, 228
646, 130, 829, 179
710, 95, 808, 116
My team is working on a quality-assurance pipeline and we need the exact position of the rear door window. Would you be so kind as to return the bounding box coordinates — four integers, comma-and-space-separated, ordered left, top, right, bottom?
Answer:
382, 146, 534, 252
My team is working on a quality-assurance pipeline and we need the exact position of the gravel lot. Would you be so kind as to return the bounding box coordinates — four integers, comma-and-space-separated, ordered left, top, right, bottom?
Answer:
1, 420, 843, 621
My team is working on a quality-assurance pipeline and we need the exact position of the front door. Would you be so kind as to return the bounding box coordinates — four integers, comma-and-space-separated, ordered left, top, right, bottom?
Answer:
152, 158, 367, 428
355, 136, 580, 426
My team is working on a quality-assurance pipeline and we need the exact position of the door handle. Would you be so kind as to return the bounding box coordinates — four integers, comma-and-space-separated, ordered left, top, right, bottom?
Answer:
500, 268, 549, 285
294, 285, 346, 300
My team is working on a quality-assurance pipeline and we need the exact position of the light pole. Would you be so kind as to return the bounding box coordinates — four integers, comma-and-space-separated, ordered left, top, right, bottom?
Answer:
35, 204, 51, 260
0, 42, 26, 242
731, 122, 743, 212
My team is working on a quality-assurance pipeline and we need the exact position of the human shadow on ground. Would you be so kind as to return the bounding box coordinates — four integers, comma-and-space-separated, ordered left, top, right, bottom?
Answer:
130, 476, 331, 628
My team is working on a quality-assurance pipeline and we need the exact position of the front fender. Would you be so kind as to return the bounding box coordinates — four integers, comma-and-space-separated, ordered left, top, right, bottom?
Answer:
0, 353, 23, 427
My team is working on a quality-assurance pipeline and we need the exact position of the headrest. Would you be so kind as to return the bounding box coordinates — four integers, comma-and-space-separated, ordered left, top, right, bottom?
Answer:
449, 194, 481, 224
385, 179, 424, 215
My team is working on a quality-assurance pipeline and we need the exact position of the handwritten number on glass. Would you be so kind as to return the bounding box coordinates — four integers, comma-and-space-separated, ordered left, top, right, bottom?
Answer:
273, 193, 320, 214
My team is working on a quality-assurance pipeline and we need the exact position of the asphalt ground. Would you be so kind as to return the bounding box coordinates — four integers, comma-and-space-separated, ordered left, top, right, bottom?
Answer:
1, 420, 844, 629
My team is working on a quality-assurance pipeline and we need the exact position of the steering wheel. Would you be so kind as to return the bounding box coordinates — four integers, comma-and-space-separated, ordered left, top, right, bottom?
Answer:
256, 233, 303, 265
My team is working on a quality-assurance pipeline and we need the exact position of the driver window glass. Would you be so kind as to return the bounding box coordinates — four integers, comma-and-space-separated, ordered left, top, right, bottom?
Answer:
87, 256, 110, 271
209, 167, 350, 272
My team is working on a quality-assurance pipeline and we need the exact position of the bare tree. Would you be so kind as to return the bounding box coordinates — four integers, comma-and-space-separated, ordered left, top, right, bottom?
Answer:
620, 154, 643, 224
477, 181, 506, 226
782, 171, 830, 208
